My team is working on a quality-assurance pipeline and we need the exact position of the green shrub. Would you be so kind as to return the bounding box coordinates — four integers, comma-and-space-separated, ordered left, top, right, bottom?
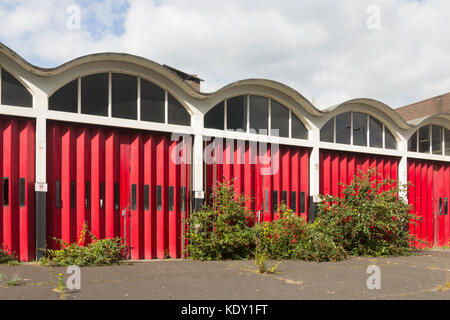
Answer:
184, 181, 255, 260
293, 221, 347, 262
40, 223, 127, 266
316, 168, 421, 256
254, 204, 347, 262
254, 205, 307, 259
186, 169, 419, 262
0, 248, 18, 265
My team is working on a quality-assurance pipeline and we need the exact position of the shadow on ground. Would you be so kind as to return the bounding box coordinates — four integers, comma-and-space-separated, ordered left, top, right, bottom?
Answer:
0, 249, 449, 300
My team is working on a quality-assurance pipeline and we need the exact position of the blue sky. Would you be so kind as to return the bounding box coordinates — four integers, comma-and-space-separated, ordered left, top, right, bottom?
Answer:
0, 0, 449, 109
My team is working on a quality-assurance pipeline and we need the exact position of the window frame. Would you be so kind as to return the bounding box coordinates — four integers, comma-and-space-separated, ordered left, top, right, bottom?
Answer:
408, 124, 449, 156
0, 66, 33, 108
47, 72, 191, 126
320, 112, 398, 150
204, 94, 309, 140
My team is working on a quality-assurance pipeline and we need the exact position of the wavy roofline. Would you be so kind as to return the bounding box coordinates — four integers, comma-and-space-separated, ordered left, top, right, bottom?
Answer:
1, 41, 448, 130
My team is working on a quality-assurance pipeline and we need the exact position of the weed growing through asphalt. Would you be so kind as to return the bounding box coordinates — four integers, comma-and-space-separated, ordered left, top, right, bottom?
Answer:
4, 274, 23, 287
56, 273, 66, 293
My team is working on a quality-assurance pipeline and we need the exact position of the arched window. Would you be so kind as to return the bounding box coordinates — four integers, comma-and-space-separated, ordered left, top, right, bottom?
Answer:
49, 73, 191, 126
408, 125, 450, 156
204, 95, 308, 139
1, 67, 32, 107
141, 79, 165, 123
112, 73, 137, 120
168, 92, 191, 126
49, 79, 77, 113
82, 73, 109, 116
320, 112, 397, 150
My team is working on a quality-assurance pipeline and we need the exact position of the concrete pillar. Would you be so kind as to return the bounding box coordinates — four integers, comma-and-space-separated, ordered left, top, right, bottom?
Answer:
34, 115, 47, 259
192, 133, 204, 210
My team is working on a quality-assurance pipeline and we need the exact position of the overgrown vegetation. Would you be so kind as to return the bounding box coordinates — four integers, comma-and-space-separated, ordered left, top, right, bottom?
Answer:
39, 223, 127, 267
316, 169, 420, 256
185, 169, 421, 262
0, 248, 19, 265
185, 182, 255, 260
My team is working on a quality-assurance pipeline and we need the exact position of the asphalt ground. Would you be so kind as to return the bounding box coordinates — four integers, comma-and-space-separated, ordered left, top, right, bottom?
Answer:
0, 249, 449, 300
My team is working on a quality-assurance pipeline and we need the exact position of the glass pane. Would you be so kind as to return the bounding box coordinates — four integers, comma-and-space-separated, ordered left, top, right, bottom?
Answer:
408, 131, 417, 152
418, 126, 430, 153
249, 95, 268, 135
81, 73, 108, 116
227, 95, 247, 131
1, 68, 32, 107
168, 93, 190, 126
432, 125, 443, 155
270, 100, 289, 138
141, 79, 165, 123
369, 116, 383, 148
204, 102, 224, 130
385, 128, 397, 150
353, 112, 367, 146
336, 112, 351, 144
49, 80, 78, 113
292, 114, 308, 140
112, 73, 137, 120
445, 129, 450, 156
320, 118, 334, 142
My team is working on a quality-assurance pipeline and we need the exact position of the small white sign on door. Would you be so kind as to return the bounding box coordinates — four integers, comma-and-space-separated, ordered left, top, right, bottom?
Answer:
195, 191, 204, 199
35, 182, 48, 192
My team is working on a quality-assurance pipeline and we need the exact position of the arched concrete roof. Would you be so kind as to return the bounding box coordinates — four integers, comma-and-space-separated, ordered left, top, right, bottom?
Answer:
407, 113, 450, 129
1, 41, 448, 131
323, 98, 412, 130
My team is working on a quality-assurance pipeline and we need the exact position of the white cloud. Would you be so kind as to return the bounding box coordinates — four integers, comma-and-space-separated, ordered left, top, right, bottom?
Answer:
0, 0, 449, 109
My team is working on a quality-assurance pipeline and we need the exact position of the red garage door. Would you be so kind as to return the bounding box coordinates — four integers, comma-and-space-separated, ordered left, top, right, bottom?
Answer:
204, 138, 310, 222
320, 150, 399, 198
408, 159, 450, 248
0, 117, 35, 261
47, 122, 191, 259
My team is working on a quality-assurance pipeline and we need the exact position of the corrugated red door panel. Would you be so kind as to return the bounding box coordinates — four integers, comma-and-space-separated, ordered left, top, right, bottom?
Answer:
155, 135, 168, 259
319, 150, 400, 198
0, 118, 35, 261
244, 142, 255, 213
271, 145, 281, 221
104, 130, 119, 239
2, 119, 20, 256
204, 138, 310, 223
300, 149, 309, 220
223, 139, 233, 182
49, 123, 62, 249
143, 134, 156, 259
119, 133, 131, 253
168, 138, 180, 258
47, 121, 192, 260
18, 120, 35, 261
0, 119, 3, 250
130, 133, 143, 260
427, 163, 433, 245
90, 128, 106, 240
261, 144, 272, 222
436, 164, 445, 246
445, 165, 450, 245
290, 148, 299, 217
407, 159, 450, 248
280, 148, 293, 212
60, 127, 72, 245
407, 160, 416, 240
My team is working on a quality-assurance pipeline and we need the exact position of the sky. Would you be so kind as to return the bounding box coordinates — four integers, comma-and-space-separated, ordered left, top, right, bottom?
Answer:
0, 0, 449, 109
